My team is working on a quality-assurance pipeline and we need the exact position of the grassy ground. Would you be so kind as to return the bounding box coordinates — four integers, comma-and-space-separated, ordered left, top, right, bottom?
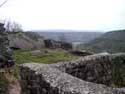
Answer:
13, 49, 77, 64
0, 49, 77, 94
12, 49, 77, 77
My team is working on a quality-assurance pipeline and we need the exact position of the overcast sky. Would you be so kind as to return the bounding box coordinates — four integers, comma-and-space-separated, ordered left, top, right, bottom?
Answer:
0, 0, 124, 31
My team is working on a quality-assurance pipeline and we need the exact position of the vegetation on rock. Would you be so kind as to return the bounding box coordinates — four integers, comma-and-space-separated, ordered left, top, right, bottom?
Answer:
78, 30, 125, 53
112, 53, 125, 87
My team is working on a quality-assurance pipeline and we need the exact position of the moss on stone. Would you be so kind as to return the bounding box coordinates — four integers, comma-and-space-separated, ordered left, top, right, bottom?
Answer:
112, 54, 125, 87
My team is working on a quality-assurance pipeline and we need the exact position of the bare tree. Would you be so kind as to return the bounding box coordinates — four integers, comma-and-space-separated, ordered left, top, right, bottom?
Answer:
4, 20, 23, 32
11, 21, 23, 32
4, 20, 11, 32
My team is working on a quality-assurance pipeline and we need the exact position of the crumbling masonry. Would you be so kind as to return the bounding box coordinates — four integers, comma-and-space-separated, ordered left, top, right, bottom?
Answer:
19, 53, 125, 94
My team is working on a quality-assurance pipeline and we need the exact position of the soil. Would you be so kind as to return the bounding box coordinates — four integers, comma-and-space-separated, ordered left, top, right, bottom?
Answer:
3, 71, 21, 94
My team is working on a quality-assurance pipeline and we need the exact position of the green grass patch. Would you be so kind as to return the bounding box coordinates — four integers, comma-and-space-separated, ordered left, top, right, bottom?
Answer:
13, 49, 77, 64
12, 49, 77, 78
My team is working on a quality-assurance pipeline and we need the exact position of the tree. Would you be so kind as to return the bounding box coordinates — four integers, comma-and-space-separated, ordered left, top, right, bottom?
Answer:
4, 20, 23, 32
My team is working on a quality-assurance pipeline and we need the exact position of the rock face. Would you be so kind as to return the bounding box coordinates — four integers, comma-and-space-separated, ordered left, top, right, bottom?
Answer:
69, 50, 93, 56
112, 53, 125, 87
8, 32, 45, 50
19, 53, 123, 94
50, 53, 112, 86
44, 39, 72, 50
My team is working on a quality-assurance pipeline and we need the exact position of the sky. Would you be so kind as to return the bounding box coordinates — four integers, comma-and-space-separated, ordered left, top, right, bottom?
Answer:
0, 0, 124, 31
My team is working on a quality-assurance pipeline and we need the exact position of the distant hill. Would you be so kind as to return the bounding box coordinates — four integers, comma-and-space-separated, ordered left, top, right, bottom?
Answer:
79, 30, 125, 53
34, 30, 103, 43
8, 32, 45, 49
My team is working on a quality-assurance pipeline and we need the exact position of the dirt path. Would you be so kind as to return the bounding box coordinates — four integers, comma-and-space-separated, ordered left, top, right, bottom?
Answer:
3, 72, 21, 94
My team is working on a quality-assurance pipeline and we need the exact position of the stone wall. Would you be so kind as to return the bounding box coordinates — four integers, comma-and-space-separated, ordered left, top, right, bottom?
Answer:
112, 53, 125, 87
50, 53, 112, 86
19, 53, 124, 94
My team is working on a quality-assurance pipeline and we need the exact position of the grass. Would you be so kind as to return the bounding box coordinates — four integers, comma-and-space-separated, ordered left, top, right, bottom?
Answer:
13, 49, 77, 64
0, 49, 77, 94
12, 49, 77, 78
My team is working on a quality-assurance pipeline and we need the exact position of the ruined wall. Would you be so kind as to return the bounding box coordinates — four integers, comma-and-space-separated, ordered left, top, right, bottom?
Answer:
19, 53, 124, 94
50, 53, 112, 86
112, 53, 125, 87
20, 64, 118, 94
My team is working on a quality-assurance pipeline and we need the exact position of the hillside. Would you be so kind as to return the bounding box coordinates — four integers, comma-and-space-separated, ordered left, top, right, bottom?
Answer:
35, 30, 103, 43
79, 30, 125, 53
8, 32, 45, 49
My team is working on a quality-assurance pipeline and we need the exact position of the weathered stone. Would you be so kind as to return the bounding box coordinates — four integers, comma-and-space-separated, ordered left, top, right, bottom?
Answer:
0, 23, 14, 68
69, 50, 93, 56
19, 53, 124, 94
50, 53, 112, 86
19, 63, 118, 94
111, 53, 125, 87
44, 39, 72, 50
115, 88, 125, 94
0, 23, 9, 58
8, 32, 45, 50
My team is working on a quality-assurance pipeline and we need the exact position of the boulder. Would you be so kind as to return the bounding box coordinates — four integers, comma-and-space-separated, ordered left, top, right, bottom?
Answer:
8, 32, 45, 50
19, 53, 124, 94
69, 50, 93, 56
20, 63, 120, 94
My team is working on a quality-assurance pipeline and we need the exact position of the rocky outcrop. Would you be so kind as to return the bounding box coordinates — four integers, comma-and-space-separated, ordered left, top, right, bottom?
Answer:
20, 63, 119, 94
69, 50, 93, 56
44, 39, 72, 50
19, 53, 124, 94
50, 53, 112, 86
112, 53, 125, 87
8, 32, 45, 50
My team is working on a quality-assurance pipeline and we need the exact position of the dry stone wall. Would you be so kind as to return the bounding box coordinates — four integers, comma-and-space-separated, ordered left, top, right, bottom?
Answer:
50, 53, 112, 86
19, 53, 123, 94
